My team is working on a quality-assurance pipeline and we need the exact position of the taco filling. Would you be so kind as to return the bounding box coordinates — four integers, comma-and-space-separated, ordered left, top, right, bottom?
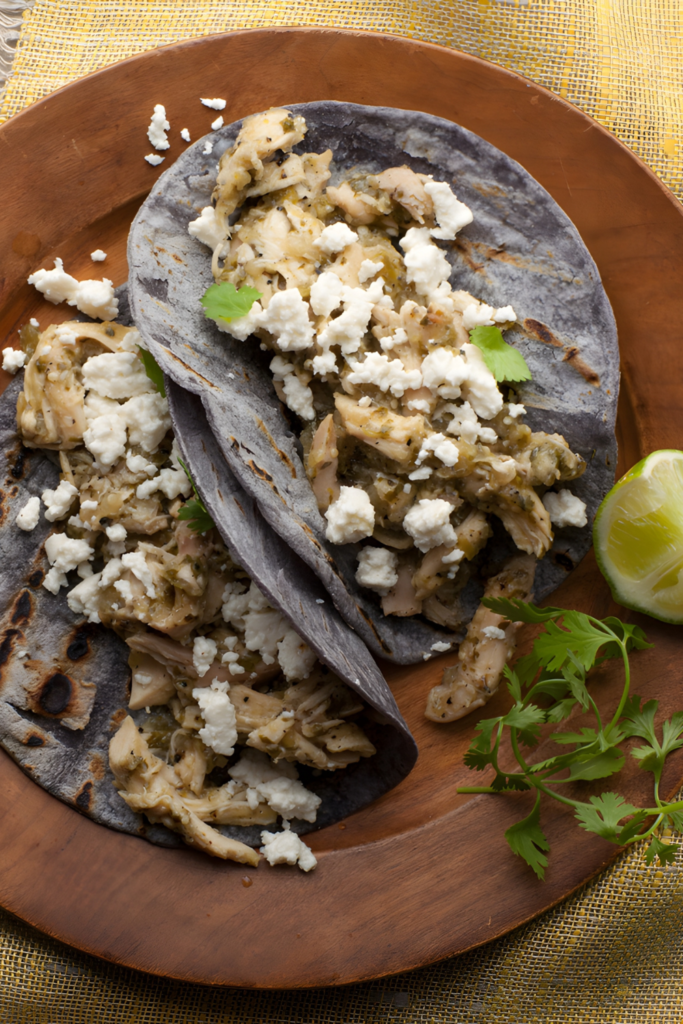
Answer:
191, 108, 588, 637
11, 318, 380, 869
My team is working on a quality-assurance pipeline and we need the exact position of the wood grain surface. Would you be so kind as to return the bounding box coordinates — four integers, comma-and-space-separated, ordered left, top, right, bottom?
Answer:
0, 28, 682, 989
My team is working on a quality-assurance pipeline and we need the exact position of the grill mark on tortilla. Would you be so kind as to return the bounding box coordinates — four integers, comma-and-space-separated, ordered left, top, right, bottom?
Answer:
11, 591, 31, 624
255, 418, 296, 477
163, 349, 219, 389
562, 348, 601, 386
0, 629, 18, 666
523, 318, 564, 348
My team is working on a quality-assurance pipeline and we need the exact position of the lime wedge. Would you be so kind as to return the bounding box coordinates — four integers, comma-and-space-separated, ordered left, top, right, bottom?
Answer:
594, 450, 683, 623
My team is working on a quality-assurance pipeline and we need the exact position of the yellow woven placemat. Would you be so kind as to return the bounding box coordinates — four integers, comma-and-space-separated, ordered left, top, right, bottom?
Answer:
1, 2, 683, 1021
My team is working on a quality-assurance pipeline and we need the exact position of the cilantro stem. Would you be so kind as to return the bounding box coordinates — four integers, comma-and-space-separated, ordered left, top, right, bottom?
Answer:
458, 787, 498, 794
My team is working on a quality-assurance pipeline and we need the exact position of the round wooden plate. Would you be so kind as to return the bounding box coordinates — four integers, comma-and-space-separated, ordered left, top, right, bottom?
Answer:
1, 28, 682, 989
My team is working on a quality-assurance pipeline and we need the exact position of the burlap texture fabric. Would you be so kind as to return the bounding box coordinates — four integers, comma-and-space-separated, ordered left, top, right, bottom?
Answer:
1, 2, 682, 1021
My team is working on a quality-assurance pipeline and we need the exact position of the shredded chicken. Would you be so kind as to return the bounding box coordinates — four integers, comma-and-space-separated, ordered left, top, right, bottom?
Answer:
109, 717, 265, 865
425, 555, 536, 722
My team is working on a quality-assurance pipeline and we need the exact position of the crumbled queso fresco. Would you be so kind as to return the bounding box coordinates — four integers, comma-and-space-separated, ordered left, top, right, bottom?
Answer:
188, 106, 588, 631
12, 311, 377, 870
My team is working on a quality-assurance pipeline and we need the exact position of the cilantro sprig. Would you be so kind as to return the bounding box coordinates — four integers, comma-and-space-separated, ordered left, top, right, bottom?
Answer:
176, 457, 215, 534
138, 346, 166, 397
200, 282, 262, 324
469, 325, 532, 383
458, 600, 683, 878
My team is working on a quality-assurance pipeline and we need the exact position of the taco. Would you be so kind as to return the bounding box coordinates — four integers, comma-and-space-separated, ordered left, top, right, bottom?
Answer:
0, 308, 416, 869
127, 102, 618, 677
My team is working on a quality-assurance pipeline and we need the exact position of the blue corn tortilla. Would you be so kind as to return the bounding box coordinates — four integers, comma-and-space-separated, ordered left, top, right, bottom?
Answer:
128, 101, 619, 664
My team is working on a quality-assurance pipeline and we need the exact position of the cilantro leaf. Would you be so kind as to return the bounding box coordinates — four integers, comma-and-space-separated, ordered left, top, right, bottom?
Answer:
469, 325, 532, 383
177, 498, 215, 534
463, 716, 500, 772
176, 457, 216, 534
502, 702, 545, 747
505, 798, 550, 879
532, 612, 612, 672
623, 698, 683, 783
200, 282, 262, 324
645, 835, 678, 867
574, 793, 639, 843
568, 748, 625, 782
545, 697, 579, 723
138, 347, 166, 397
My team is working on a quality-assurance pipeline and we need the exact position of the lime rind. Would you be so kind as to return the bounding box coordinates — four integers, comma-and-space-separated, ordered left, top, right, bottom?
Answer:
593, 450, 683, 624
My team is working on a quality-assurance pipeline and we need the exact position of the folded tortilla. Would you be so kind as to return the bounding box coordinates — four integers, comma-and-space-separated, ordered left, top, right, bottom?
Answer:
128, 101, 619, 664
0, 367, 417, 849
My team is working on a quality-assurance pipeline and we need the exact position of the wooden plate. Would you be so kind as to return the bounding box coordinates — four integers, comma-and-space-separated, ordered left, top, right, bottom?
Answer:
0, 28, 682, 989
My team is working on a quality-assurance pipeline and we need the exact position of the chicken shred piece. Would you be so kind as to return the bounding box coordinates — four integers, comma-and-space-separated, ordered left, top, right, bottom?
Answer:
109, 717, 261, 865
425, 555, 536, 722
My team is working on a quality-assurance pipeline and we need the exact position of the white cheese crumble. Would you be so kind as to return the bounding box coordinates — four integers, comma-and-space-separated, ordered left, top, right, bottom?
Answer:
431, 641, 452, 652
408, 466, 432, 481
147, 103, 170, 151
421, 347, 467, 399
188, 205, 227, 253
444, 400, 497, 445
400, 227, 451, 298
415, 433, 460, 468
461, 343, 504, 420
462, 301, 516, 330
180, 128, 191, 142
358, 259, 383, 283
258, 290, 314, 352
542, 489, 588, 528
27, 258, 118, 320
313, 222, 359, 255
315, 279, 383, 364
201, 97, 226, 110
41, 480, 78, 521
2, 348, 26, 374
424, 180, 473, 240
16, 495, 40, 531
145, 153, 165, 166
355, 546, 399, 595
379, 327, 408, 353
90, 249, 107, 262
260, 827, 317, 872
403, 498, 458, 553
202, 141, 213, 155
30, 318, 39, 328
126, 453, 157, 476
277, 630, 317, 682
192, 636, 217, 677
82, 351, 154, 400
105, 523, 127, 543
66, 572, 102, 622
270, 358, 316, 421
193, 679, 237, 755
43, 534, 94, 593
121, 393, 172, 452
210, 115, 224, 131
507, 403, 526, 418
230, 749, 321, 824
346, 352, 422, 397
482, 625, 507, 640
325, 486, 375, 544
83, 414, 127, 470
121, 550, 156, 598
309, 271, 344, 318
